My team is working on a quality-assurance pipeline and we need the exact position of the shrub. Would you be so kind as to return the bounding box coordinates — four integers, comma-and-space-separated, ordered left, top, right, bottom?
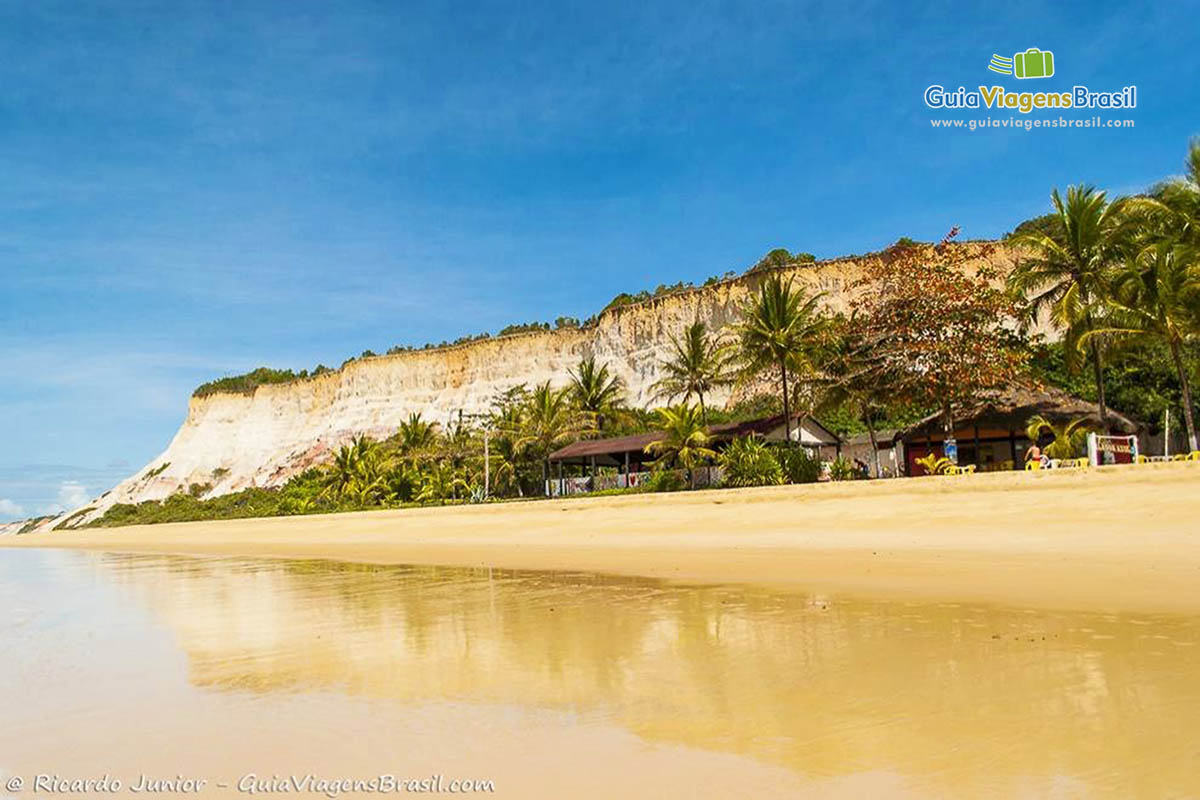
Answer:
145, 462, 170, 479
644, 470, 685, 493
828, 456, 857, 481
774, 445, 822, 484
193, 367, 300, 397
720, 437, 783, 487
498, 321, 551, 336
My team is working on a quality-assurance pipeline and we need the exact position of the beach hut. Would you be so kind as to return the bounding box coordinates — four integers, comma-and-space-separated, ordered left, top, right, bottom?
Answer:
895, 386, 1140, 476
546, 414, 840, 495
839, 429, 901, 478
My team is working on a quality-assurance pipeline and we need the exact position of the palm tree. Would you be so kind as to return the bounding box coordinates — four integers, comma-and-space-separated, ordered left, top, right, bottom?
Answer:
651, 321, 734, 422
1025, 415, 1096, 460
488, 389, 530, 497
509, 381, 595, 492
415, 461, 469, 505
440, 414, 478, 468
734, 276, 828, 441
398, 412, 439, 458
643, 403, 716, 487
325, 435, 388, 504
568, 356, 627, 432
1082, 242, 1200, 451
1009, 185, 1122, 430
1143, 137, 1200, 248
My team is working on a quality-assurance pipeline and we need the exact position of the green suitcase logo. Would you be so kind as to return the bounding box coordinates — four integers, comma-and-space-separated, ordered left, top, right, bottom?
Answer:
1014, 48, 1054, 78
987, 48, 1055, 79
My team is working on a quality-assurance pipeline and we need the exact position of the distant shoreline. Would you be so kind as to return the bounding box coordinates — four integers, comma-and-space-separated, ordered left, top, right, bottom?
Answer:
6, 463, 1199, 614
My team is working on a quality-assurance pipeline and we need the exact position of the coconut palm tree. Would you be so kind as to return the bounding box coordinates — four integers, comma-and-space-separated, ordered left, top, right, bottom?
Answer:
508, 381, 595, 492
1008, 185, 1122, 430
488, 388, 530, 497
1025, 415, 1096, 460
643, 403, 716, 487
325, 435, 389, 504
651, 321, 734, 422
568, 356, 627, 432
1141, 137, 1200, 248
397, 412, 439, 459
415, 461, 469, 505
1082, 242, 1200, 451
734, 276, 828, 441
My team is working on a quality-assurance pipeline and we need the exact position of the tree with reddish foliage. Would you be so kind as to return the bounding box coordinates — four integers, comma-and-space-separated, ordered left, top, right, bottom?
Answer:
854, 229, 1028, 462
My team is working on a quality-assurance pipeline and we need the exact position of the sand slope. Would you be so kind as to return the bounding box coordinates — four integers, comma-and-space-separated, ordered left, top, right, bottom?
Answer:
6, 462, 1198, 613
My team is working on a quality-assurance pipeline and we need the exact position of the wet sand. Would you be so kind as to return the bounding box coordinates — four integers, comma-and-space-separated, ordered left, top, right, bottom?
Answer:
5, 550, 1200, 798
6, 462, 1200, 613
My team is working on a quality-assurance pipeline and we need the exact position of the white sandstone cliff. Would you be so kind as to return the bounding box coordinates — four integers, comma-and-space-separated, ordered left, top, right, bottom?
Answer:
44, 243, 1025, 530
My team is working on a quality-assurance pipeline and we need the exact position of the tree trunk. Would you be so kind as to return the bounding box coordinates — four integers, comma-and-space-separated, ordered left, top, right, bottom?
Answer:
541, 459, 549, 497
698, 393, 707, 425
942, 401, 956, 464
1079, 296, 1110, 432
1169, 337, 1199, 451
779, 360, 791, 444
1090, 337, 1110, 433
863, 399, 882, 478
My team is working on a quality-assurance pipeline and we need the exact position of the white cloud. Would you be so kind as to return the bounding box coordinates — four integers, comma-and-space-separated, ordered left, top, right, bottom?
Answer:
0, 498, 24, 519
58, 481, 91, 509
38, 481, 92, 516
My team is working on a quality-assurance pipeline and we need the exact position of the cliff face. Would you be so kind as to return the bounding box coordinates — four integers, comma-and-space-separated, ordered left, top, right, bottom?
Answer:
53, 243, 1025, 529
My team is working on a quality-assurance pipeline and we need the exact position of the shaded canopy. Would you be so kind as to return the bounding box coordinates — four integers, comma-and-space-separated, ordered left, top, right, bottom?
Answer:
897, 386, 1140, 441
549, 414, 839, 467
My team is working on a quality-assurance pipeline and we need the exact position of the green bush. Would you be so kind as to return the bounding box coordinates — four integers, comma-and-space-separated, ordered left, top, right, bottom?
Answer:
193, 368, 301, 397
828, 456, 857, 481
720, 437, 783, 487
774, 445, 822, 484
644, 470, 685, 493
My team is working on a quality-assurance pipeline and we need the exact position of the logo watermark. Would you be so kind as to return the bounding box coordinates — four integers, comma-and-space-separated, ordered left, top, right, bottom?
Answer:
925, 47, 1136, 129
988, 48, 1055, 79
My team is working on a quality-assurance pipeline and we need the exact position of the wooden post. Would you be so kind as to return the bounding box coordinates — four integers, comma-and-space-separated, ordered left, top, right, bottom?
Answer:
1009, 429, 1017, 468
973, 424, 981, 467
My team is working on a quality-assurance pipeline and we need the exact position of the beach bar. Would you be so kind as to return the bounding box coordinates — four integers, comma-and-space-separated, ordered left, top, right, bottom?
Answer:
546, 414, 840, 496
894, 386, 1140, 476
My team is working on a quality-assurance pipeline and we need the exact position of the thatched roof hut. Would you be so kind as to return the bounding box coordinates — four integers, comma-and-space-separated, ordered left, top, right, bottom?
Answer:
898, 385, 1140, 440
893, 386, 1140, 475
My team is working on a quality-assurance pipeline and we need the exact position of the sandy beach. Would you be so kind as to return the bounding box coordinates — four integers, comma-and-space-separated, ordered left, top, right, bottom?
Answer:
6, 462, 1199, 613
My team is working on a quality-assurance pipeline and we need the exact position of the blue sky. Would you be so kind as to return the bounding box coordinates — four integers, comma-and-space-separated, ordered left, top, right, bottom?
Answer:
2, 0, 1198, 520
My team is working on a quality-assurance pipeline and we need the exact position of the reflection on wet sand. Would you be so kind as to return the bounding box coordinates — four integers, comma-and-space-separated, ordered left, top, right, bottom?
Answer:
91, 553, 1200, 798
